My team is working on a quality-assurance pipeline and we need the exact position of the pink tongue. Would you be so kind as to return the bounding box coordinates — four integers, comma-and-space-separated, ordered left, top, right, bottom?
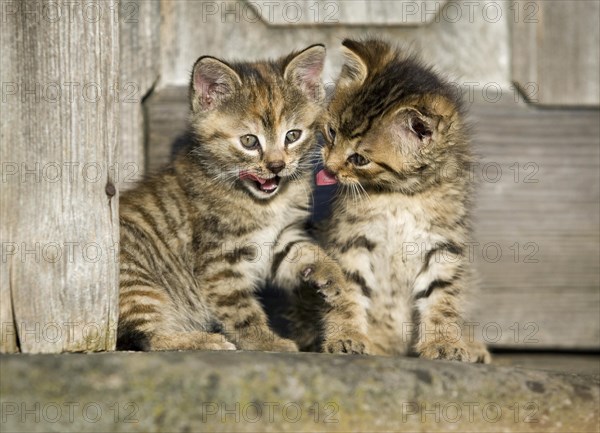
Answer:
240, 170, 266, 185
261, 178, 278, 191
316, 169, 338, 186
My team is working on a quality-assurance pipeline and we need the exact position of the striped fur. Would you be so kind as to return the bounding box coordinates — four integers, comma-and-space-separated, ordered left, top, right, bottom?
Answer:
298, 39, 490, 362
117, 45, 341, 352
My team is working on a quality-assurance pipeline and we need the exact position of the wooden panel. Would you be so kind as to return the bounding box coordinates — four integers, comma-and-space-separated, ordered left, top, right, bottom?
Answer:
512, 0, 600, 105
0, 1, 120, 353
144, 87, 600, 349
159, 0, 509, 87
118, 0, 161, 189
248, 0, 448, 26
145, 86, 190, 172
469, 98, 600, 349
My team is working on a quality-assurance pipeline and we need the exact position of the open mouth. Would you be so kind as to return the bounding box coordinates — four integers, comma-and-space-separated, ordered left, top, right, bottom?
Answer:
239, 171, 281, 194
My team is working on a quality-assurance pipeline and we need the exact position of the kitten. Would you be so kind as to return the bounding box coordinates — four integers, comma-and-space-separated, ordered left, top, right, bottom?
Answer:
308, 39, 490, 362
117, 45, 352, 352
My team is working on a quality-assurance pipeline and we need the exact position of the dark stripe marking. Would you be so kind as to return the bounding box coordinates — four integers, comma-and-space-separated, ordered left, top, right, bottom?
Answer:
339, 236, 376, 254
224, 246, 258, 264
233, 313, 262, 330
345, 270, 373, 298
424, 242, 463, 270
416, 279, 453, 300
205, 269, 243, 283
120, 289, 165, 302
271, 240, 303, 276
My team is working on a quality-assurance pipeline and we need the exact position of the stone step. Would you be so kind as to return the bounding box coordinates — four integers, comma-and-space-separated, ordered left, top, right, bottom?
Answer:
1, 351, 598, 432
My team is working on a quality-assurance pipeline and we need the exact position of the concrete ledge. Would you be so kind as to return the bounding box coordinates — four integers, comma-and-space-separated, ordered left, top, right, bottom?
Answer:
1, 351, 598, 432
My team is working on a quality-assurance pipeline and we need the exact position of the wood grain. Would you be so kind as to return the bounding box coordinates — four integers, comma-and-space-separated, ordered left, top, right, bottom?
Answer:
146, 86, 190, 172
468, 96, 600, 349
118, 0, 161, 190
511, 0, 600, 105
158, 0, 509, 88
144, 87, 600, 349
248, 1, 449, 26
0, 0, 120, 353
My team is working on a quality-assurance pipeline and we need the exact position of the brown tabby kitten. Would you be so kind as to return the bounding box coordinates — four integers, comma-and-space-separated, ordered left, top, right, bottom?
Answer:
117, 45, 352, 351
307, 39, 490, 362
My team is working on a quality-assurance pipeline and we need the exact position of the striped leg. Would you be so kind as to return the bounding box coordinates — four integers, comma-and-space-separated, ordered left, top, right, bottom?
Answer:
118, 279, 235, 351
117, 225, 236, 351
271, 229, 371, 354
202, 266, 297, 352
412, 244, 489, 363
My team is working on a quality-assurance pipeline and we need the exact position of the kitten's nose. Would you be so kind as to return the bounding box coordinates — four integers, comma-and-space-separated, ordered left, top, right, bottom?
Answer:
267, 160, 286, 174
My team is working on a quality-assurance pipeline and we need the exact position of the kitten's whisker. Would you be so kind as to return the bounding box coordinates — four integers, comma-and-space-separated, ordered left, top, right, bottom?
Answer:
356, 182, 371, 203
291, 171, 314, 205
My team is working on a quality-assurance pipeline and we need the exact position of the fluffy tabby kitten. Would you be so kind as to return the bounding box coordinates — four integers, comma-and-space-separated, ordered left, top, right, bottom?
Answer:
117, 45, 351, 352
307, 39, 490, 362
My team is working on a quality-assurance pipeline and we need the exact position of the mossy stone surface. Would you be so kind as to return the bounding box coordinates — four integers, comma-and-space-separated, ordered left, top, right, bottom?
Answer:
1, 351, 598, 432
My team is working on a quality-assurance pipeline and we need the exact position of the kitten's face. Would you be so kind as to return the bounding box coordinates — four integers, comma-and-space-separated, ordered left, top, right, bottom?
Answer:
322, 104, 440, 193
320, 39, 465, 195
190, 45, 326, 200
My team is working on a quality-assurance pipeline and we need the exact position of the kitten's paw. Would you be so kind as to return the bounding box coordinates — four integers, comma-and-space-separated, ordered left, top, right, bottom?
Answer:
208, 341, 237, 351
323, 331, 371, 355
147, 331, 237, 351
467, 340, 492, 364
235, 332, 298, 352
418, 340, 471, 362
265, 337, 299, 353
300, 263, 345, 301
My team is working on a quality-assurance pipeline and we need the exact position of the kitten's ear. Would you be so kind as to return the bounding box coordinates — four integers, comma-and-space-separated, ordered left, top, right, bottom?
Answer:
191, 56, 242, 111
394, 95, 458, 148
337, 39, 369, 88
391, 108, 437, 149
283, 44, 326, 102
407, 113, 434, 144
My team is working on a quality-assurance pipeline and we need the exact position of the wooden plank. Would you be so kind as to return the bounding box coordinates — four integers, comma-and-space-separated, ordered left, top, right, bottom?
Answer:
158, 0, 509, 88
118, 0, 161, 189
146, 86, 190, 172
512, 0, 600, 105
468, 101, 600, 349
248, 1, 448, 26
144, 86, 599, 350
0, 0, 120, 353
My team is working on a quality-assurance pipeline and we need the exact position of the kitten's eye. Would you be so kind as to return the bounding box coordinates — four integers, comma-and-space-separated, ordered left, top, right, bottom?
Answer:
347, 153, 370, 167
285, 130, 302, 145
327, 126, 337, 141
240, 134, 259, 149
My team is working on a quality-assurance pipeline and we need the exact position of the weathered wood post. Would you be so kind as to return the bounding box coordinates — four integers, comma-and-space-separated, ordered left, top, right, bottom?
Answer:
1, 0, 120, 352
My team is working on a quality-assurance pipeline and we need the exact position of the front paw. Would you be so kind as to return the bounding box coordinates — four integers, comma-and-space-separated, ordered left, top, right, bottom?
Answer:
417, 340, 471, 362
300, 262, 345, 301
467, 340, 492, 364
266, 337, 299, 352
323, 331, 371, 355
